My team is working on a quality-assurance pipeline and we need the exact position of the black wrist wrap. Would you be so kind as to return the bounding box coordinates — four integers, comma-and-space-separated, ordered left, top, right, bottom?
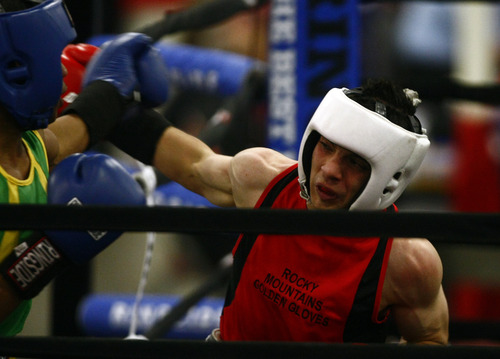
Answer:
108, 104, 172, 165
62, 80, 128, 148
0, 232, 69, 299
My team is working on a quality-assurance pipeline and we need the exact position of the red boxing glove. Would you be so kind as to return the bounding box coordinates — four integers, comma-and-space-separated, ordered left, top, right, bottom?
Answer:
59, 44, 100, 115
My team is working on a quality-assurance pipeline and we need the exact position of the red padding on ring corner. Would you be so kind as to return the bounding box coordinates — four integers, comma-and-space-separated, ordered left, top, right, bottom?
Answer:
448, 281, 500, 321
450, 118, 500, 212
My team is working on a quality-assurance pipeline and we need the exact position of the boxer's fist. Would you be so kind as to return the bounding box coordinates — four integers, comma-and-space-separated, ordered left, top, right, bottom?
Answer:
59, 44, 100, 115
46, 153, 146, 264
83, 33, 153, 98
83, 33, 168, 106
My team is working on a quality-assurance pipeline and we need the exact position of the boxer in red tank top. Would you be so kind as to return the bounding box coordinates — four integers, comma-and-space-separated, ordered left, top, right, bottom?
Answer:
221, 164, 395, 342
152, 79, 449, 344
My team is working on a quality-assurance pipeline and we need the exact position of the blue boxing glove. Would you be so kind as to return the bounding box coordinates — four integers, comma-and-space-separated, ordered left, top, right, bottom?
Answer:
46, 153, 146, 263
83, 32, 152, 98
83, 32, 168, 106
0, 153, 145, 299
61, 33, 168, 147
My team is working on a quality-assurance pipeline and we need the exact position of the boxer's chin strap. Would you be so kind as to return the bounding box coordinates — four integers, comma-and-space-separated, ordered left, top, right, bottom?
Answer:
126, 166, 157, 341
299, 179, 311, 203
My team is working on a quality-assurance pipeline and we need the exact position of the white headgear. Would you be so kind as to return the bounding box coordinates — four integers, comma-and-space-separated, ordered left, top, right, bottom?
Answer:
297, 88, 430, 210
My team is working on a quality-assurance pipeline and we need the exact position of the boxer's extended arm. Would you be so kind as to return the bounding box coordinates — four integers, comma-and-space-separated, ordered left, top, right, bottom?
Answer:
153, 126, 235, 207
151, 126, 296, 208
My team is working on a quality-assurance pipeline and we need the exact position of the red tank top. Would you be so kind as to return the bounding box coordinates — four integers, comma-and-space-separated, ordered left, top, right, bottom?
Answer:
220, 164, 394, 342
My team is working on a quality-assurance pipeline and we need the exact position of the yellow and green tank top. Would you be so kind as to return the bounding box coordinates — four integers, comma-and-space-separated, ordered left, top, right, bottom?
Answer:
0, 130, 49, 337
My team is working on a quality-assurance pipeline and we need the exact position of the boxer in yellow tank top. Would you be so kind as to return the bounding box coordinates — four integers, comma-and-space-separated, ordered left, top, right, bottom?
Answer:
0, 131, 48, 336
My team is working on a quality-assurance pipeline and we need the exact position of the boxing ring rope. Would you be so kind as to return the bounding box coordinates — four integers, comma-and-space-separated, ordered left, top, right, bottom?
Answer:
136, 0, 267, 42
2, 336, 500, 359
0, 204, 499, 243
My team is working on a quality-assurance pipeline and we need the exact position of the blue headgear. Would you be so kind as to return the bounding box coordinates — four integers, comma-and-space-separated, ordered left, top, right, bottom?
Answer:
0, 0, 76, 130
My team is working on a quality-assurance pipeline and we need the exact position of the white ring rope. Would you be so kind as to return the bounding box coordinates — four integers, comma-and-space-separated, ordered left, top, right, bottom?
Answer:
126, 165, 158, 341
